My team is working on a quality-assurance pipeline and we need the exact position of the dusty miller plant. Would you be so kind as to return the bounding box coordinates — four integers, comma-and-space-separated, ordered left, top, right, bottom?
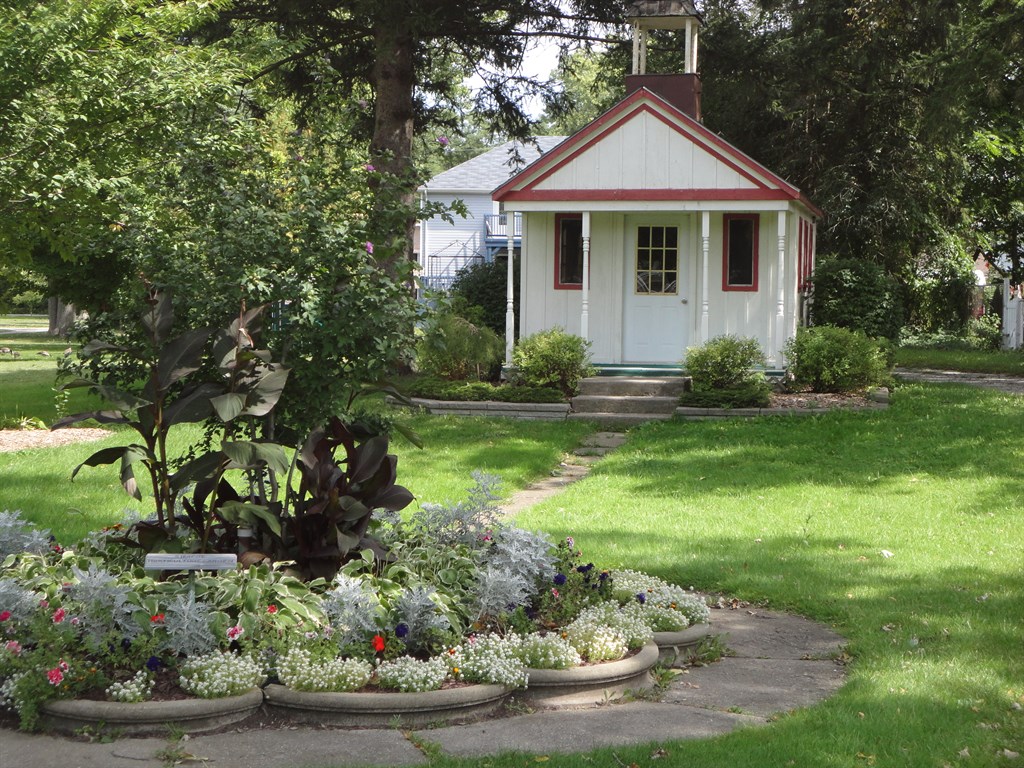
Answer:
0, 511, 50, 558
161, 590, 219, 657
410, 471, 503, 547
68, 564, 144, 645
321, 575, 381, 648
392, 587, 450, 652
0, 578, 39, 623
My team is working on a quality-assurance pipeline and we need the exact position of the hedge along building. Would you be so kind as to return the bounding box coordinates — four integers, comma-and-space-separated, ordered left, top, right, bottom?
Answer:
494, 0, 822, 369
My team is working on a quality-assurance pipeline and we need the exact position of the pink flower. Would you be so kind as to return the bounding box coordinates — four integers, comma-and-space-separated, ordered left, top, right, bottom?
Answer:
266, 604, 278, 614
70, 617, 80, 626
47, 668, 64, 686
551, 588, 560, 599
52, 608, 66, 624
38, 600, 48, 609
58, 659, 69, 672
227, 625, 244, 641
365, 163, 375, 172
4, 641, 21, 655
0, 611, 10, 622
436, 135, 449, 147
365, 241, 374, 255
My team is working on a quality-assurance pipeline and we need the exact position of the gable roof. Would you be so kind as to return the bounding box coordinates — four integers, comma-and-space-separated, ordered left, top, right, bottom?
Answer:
493, 89, 822, 218
423, 136, 566, 193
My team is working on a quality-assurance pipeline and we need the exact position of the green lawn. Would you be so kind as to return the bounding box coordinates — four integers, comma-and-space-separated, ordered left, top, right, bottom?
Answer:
895, 346, 1024, 375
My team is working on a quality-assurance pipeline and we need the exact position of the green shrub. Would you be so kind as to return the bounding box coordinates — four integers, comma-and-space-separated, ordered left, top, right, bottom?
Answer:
907, 246, 976, 333
678, 381, 771, 409
684, 335, 766, 391
785, 325, 891, 393
404, 376, 564, 403
810, 257, 904, 340
449, 256, 519, 337
511, 328, 594, 397
416, 310, 503, 381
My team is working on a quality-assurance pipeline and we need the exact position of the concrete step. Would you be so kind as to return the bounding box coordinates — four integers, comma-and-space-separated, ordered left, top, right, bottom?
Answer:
568, 412, 674, 428
577, 376, 690, 397
571, 395, 679, 415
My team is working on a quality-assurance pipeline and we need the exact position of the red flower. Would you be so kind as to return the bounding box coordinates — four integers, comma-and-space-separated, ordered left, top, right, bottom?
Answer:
372, 635, 385, 652
150, 613, 165, 624
0, 611, 10, 622
266, 604, 278, 614
47, 668, 64, 686
52, 607, 66, 624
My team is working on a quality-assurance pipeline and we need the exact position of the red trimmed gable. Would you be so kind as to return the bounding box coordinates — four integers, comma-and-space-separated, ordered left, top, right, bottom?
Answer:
493, 88, 822, 219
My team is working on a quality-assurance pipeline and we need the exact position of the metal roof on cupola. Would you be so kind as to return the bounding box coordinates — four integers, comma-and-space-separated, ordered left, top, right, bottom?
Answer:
626, 0, 702, 78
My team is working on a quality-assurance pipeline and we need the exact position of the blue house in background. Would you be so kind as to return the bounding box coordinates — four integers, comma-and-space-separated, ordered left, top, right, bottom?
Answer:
417, 137, 564, 293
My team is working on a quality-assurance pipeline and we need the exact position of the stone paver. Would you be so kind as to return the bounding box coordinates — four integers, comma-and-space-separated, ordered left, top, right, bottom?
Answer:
711, 608, 846, 660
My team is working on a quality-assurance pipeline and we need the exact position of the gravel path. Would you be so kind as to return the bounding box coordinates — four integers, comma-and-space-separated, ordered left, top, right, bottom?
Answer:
0, 428, 111, 453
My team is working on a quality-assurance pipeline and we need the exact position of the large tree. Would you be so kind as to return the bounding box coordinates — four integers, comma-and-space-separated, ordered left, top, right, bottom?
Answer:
220, 0, 627, 264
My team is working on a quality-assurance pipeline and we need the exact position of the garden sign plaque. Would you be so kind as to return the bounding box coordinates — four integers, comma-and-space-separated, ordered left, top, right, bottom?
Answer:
144, 553, 238, 571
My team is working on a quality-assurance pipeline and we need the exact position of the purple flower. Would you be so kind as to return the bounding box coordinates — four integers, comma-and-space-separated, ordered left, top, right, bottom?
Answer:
145, 655, 162, 672
395, 623, 409, 639
553, 573, 567, 586
576, 563, 594, 574
636, 593, 646, 605
565, 536, 574, 549
365, 241, 374, 255
436, 135, 449, 147
365, 163, 376, 172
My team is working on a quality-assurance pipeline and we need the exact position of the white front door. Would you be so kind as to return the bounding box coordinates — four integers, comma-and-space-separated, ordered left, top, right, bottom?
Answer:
622, 219, 691, 364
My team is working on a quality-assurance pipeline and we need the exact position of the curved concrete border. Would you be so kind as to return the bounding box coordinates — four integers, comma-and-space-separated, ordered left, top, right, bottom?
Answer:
653, 622, 715, 667
40, 688, 263, 735
263, 682, 510, 727
517, 641, 659, 708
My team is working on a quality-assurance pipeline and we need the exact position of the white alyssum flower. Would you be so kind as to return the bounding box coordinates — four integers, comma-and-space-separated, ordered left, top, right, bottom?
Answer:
517, 633, 581, 670
646, 584, 710, 625
564, 620, 628, 662
277, 647, 372, 693
179, 652, 263, 699
106, 669, 154, 703
448, 634, 527, 689
609, 569, 667, 602
376, 655, 449, 693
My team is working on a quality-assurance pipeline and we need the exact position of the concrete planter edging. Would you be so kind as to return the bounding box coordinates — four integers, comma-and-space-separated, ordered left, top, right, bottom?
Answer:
263, 682, 511, 727
40, 688, 264, 735
653, 623, 715, 667
516, 641, 660, 709
405, 397, 570, 421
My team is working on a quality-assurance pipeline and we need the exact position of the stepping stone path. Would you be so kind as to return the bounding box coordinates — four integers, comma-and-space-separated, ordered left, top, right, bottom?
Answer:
499, 431, 627, 516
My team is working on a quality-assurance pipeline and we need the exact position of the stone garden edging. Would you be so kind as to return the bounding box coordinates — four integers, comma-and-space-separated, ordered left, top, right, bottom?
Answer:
653, 623, 716, 667
405, 397, 570, 421
263, 682, 511, 727
40, 687, 264, 735
514, 640, 660, 709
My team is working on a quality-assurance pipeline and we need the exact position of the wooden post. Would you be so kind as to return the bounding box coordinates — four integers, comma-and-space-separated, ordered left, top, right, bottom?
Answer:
505, 227, 515, 364
581, 212, 591, 342
775, 211, 788, 365
701, 210, 710, 343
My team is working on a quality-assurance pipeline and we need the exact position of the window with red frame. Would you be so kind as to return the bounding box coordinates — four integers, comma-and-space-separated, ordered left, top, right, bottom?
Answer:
723, 214, 759, 291
555, 214, 583, 290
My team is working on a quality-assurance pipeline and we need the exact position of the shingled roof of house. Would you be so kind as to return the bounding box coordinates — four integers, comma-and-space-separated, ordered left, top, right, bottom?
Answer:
423, 136, 565, 193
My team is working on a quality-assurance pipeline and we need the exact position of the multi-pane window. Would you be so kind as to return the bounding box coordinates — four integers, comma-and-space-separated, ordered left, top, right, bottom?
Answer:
635, 226, 678, 295
555, 214, 584, 289
723, 214, 759, 291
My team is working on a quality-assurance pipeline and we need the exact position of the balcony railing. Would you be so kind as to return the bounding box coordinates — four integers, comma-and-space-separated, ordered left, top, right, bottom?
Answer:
484, 213, 522, 239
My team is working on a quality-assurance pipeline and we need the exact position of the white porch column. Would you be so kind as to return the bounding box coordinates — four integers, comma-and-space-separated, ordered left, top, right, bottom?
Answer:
700, 210, 710, 343
632, 24, 641, 74
774, 211, 788, 366
505, 226, 515, 365
639, 28, 648, 74
581, 212, 591, 342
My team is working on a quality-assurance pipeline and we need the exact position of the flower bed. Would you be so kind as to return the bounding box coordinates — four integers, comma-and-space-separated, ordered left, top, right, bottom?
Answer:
0, 479, 712, 732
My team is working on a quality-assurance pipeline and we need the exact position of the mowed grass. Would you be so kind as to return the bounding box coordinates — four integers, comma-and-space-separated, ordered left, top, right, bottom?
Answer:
0, 415, 594, 545
504, 383, 1023, 768
895, 346, 1024, 375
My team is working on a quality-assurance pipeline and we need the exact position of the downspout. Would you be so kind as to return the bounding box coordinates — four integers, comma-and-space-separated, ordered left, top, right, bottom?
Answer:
505, 225, 515, 365
581, 212, 591, 341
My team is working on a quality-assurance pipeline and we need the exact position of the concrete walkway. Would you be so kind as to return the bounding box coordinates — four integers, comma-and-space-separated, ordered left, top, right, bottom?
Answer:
1, 607, 847, 768
895, 367, 1024, 395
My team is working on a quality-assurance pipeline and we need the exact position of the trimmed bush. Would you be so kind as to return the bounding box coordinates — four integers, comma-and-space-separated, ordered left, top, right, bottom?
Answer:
416, 310, 503, 381
785, 325, 891, 393
678, 382, 771, 409
511, 328, 595, 397
810, 257, 904, 340
404, 376, 564, 403
684, 335, 766, 391
449, 256, 519, 337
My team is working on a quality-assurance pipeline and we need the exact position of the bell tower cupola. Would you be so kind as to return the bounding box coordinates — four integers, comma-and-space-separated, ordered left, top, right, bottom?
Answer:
625, 0, 703, 120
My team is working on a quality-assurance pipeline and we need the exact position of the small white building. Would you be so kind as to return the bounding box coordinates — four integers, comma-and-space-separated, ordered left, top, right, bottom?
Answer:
418, 138, 564, 292
493, 0, 821, 368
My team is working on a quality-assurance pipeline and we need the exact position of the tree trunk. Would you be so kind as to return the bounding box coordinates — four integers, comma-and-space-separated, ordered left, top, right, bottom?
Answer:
47, 296, 76, 337
369, 17, 417, 274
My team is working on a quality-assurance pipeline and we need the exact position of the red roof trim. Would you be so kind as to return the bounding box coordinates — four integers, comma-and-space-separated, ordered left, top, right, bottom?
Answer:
500, 188, 794, 203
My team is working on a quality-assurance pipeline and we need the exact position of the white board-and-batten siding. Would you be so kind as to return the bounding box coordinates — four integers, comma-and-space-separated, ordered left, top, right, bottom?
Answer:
421, 192, 495, 275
